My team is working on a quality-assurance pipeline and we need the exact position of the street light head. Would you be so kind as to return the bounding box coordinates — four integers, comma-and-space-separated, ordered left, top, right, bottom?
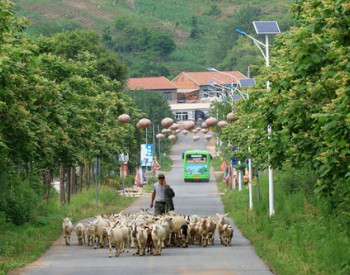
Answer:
235, 29, 246, 35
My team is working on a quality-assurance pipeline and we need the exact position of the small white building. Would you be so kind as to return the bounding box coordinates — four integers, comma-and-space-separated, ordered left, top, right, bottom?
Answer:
169, 102, 212, 123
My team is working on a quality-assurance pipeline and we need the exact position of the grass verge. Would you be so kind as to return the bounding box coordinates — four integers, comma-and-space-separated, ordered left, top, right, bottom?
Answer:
212, 160, 350, 274
0, 186, 135, 274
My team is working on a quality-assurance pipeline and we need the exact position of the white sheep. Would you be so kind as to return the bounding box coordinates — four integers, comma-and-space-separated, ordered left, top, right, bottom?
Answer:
136, 226, 149, 256
222, 224, 234, 246
130, 222, 139, 251
104, 224, 124, 257
62, 218, 73, 245
216, 213, 230, 245
120, 224, 130, 253
85, 222, 95, 246
165, 215, 187, 247
156, 217, 172, 247
198, 217, 209, 247
93, 216, 109, 249
75, 223, 86, 245
188, 222, 199, 245
207, 216, 217, 245
151, 223, 166, 256
179, 223, 189, 248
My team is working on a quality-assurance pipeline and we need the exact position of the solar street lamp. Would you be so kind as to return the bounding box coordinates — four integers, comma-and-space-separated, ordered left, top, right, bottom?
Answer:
207, 67, 255, 206
236, 21, 281, 217
207, 67, 254, 100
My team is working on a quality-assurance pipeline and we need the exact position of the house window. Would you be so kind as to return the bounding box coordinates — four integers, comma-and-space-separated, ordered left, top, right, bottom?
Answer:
163, 92, 172, 100
175, 112, 188, 121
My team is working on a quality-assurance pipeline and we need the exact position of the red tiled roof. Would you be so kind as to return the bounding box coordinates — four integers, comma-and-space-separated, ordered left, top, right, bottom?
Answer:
127, 76, 177, 90
173, 71, 247, 85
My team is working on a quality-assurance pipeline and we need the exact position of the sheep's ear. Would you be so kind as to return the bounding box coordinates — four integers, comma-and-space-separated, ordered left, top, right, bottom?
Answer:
225, 213, 229, 216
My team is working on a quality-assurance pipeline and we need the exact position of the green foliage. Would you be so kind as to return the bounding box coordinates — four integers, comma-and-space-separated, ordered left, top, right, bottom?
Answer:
202, 4, 222, 16
0, 3, 144, 224
45, 29, 128, 81
106, 16, 176, 76
207, 4, 263, 68
127, 90, 175, 154
0, 172, 43, 226
189, 16, 203, 39
13, 0, 293, 78
275, 163, 317, 195
159, 154, 172, 172
220, 169, 350, 274
218, 0, 350, 217
131, 54, 170, 77
0, 185, 134, 274
27, 19, 82, 36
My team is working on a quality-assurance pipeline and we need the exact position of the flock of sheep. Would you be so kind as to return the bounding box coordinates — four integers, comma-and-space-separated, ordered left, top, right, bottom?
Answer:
62, 210, 234, 257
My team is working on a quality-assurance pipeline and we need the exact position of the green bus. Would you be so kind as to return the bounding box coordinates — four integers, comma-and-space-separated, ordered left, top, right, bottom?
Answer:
182, 150, 212, 182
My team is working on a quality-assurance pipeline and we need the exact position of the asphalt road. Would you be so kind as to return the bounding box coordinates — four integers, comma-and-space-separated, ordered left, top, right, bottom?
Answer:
11, 131, 273, 275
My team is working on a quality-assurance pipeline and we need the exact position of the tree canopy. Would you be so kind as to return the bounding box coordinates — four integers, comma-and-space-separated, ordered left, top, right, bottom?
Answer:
219, 0, 350, 216
0, 1, 147, 223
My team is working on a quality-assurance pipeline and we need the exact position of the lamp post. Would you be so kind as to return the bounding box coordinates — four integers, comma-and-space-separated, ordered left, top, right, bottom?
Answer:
236, 21, 281, 217
208, 67, 255, 209
207, 67, 251, 100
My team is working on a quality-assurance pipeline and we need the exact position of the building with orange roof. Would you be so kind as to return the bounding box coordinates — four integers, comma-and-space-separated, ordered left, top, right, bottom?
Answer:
127, 76, 178, 104
171, 71, 247, 122
172, 71, 247, 102
126, 71, 248, 124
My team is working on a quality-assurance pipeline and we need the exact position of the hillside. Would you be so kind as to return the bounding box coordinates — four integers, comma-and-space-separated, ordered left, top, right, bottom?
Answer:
13, 0, 293, 77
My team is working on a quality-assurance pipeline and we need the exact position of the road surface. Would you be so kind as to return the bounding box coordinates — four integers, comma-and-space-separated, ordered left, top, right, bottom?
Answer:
11, 131, 273, 275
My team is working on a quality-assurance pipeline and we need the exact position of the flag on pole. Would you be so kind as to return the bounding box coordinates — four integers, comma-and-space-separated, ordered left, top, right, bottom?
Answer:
134, 168, 140, 186
153, 156, 161, 175
141, 168, 146, 183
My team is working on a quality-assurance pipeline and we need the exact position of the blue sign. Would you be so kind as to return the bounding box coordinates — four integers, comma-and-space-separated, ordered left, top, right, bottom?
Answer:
140, 144, 153, 167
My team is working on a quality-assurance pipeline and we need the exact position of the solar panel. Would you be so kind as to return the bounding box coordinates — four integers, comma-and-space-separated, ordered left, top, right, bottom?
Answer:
239, 78, 256, 88
253, 21, 280, 34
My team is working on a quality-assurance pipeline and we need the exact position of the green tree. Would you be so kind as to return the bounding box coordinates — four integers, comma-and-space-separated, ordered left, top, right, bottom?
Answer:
207, 5, 261, 67
127, 91, 175, 153
189, 16, 203, 39
46, 30, 128, 82
220, 0, 350, 216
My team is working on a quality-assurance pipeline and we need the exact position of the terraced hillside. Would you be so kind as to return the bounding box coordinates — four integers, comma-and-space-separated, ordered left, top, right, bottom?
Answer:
13, 0, 292, 76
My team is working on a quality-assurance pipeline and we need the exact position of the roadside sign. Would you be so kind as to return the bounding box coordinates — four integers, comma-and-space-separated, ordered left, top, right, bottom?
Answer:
140, 144, 153, 167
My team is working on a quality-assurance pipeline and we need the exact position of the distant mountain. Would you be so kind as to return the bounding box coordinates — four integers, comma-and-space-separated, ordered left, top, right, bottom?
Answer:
13, 0, 293, 77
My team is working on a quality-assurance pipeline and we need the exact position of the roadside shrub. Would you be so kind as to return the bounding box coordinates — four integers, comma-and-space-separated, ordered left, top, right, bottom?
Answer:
1, 178, 42, 225
275, 164, 317, 195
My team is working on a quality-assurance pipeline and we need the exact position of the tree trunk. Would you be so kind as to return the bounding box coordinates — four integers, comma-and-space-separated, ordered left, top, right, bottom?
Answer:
71, 167, 76, 194
60, 164, 65, 204
43, 169, 52, 204
85, 163, 90, 190
79, 165, 83, 192
67, 167, 71, 205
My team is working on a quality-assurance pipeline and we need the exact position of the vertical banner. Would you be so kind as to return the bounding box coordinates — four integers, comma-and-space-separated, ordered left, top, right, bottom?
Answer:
140, 144, 153, 167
